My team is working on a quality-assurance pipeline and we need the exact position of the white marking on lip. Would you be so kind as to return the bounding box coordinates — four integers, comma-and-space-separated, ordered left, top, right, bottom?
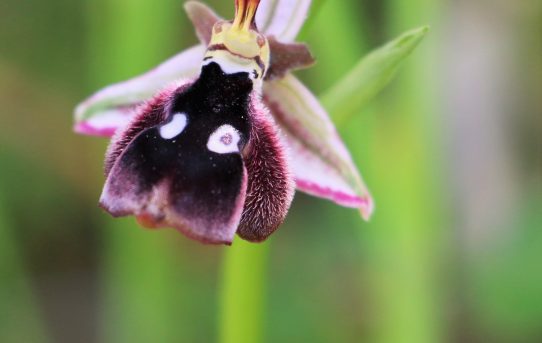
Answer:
160, 113, 187, 139
203, 55, 259, 80
207, 124, 241, 154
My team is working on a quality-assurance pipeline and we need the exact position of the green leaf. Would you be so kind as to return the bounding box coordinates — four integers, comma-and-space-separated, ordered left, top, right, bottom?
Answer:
321, 26, 429, 124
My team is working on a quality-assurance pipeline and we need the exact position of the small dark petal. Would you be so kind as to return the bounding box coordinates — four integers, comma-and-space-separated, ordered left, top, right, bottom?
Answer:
237, 96, 295, 242
265, 37, 315, 80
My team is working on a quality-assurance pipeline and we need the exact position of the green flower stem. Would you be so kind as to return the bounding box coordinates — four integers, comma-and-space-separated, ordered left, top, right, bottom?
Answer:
219, 239, 269, 343
86, 1, 183, 342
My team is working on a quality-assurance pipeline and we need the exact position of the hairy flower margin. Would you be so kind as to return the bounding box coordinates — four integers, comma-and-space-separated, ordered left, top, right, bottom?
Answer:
75, 0, 374, 243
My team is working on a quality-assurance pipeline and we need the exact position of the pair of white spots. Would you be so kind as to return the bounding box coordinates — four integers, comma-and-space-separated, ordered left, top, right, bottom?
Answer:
159, 113, 241, 154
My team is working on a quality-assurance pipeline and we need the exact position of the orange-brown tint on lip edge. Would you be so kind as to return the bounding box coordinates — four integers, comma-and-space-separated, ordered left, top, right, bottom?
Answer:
233, 0, 261, 31
136, 214, 162, 229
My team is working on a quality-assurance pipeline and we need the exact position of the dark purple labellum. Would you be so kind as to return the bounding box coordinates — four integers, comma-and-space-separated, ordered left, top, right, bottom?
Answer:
100, 62, 294, 244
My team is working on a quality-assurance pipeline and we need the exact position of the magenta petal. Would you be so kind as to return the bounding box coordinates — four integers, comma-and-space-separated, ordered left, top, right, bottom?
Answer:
74, 105, 139, 138
286, 135, 374, 220
74, 121, 117, 138
237, 95, 295, 242
296, 179, 373, 210
263, 75, 374, 220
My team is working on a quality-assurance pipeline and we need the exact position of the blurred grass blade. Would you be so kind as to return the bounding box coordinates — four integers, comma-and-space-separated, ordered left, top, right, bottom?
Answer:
321, 26, 429, 125
363, 0, 444, 340
86, 0, 184, 342
219, 239, 269, 343
0, 196, 49, 342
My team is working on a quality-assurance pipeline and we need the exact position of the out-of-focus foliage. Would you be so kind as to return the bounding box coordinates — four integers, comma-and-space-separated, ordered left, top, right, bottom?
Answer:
322, 26, 429, 125
0, 0, 540, 343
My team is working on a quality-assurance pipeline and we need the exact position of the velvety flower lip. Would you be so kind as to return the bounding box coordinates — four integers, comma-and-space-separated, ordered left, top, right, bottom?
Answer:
75, 0, 375, 244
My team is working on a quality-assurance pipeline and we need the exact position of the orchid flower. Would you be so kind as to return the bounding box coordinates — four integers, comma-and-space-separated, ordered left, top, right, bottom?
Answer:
74, 0, 373, 245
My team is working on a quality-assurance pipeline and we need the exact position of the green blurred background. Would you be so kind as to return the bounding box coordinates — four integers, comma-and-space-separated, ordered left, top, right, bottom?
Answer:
0, 0, 540, 342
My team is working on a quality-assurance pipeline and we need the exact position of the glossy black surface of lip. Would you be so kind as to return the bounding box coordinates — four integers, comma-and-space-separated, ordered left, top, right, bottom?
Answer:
108, 62, 254, 231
